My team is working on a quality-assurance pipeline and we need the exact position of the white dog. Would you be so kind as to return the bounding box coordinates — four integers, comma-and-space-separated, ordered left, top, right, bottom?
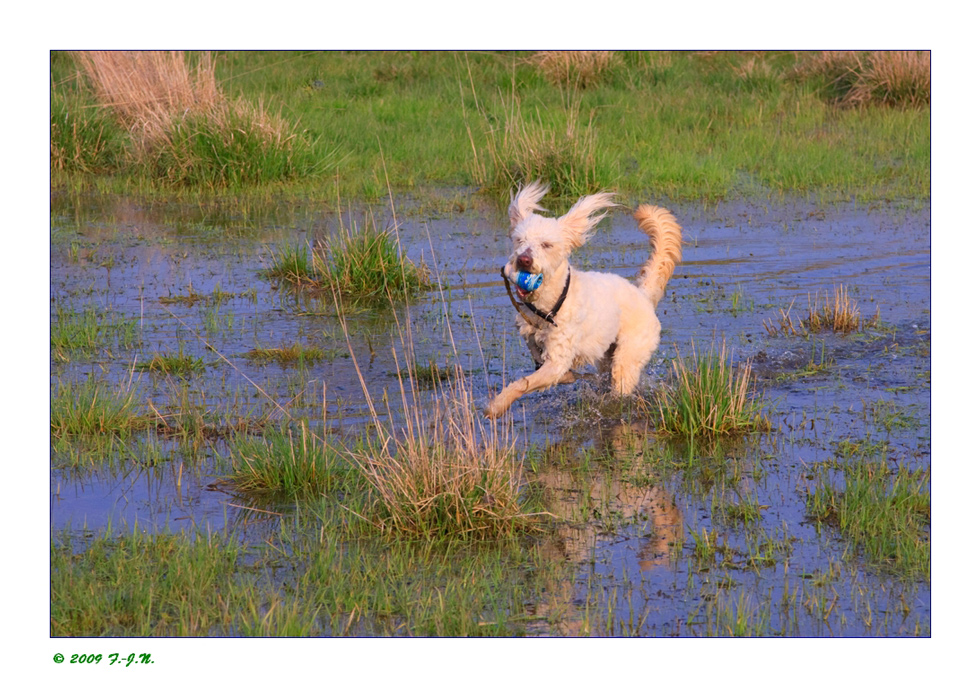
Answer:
486, 181, 683, 418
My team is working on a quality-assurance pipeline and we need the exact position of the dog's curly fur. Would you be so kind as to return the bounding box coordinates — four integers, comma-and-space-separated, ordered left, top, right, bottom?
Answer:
486, 181, 683, 418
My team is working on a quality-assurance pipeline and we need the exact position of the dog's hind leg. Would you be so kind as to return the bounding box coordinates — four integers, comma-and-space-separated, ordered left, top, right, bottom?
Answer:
609, 325, 659, 395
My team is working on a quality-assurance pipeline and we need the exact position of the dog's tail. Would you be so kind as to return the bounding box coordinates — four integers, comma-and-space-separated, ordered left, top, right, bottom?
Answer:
634, 205, 683, 306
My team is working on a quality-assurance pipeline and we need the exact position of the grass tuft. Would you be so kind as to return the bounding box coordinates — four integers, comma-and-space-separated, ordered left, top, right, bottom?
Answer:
655, 340, 770, 438
527, 51, 619, 88
315, 219, 430, 304
224, 424, 352, 499
51, 377, 146, 437
137, 353, 206, 375
347, 364, 545, 541
466, 83, 607, 199
266, 216, 429, 304
807, 453, 930, 578
69, 50, 327, 187
764, 285, 875, 336
791, 51, 930, 108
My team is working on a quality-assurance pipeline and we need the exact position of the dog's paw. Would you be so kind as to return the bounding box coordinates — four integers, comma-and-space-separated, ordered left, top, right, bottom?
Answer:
485, 395, 508, 419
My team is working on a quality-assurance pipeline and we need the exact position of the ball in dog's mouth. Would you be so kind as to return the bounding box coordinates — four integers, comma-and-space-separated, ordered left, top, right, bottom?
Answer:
514, 270, 543, 300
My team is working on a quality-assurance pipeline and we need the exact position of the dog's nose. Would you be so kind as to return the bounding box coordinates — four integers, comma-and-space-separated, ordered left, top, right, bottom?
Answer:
516, 252, 533, 271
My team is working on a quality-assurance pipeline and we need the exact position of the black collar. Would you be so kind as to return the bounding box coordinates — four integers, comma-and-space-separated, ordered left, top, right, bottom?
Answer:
501, 266, 571, 327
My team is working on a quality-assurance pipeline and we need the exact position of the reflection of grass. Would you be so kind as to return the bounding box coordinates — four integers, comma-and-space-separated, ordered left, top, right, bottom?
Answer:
656, 340, 770, 438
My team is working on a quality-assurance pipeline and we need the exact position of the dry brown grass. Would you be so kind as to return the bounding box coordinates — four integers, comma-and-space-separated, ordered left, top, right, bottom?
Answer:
791, 51, 930, 108
764, 285, 876, 336
70, 51, 301, 183
71, 51, 222, 143
528, 51, 619, 88
347, 370, 543, 539
335, 293, 546, 539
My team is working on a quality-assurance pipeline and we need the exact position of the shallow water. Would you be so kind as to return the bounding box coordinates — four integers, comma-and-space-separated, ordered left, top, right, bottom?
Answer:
50, 191, 930, 636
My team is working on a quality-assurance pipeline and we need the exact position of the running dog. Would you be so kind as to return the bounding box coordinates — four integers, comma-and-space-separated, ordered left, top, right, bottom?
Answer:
486, 181, 682, 418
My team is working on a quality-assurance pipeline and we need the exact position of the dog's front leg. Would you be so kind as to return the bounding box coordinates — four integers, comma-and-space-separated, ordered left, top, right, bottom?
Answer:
486, 360, 573, 418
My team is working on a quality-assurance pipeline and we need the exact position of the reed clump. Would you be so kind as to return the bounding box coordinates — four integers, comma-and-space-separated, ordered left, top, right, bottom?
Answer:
70, 51, 316, 187
791, 51, 930, 108
266, 217, 430, 304
763, 285, 874, 336
50, 377, 146, 437
225, 424, 351, 499
348, 370, 544, 540
527, 51, 620, 88
655, 340, 770, 438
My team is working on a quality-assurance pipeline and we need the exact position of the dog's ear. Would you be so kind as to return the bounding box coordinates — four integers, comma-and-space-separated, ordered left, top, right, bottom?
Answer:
558, 192, 619, 248
508, 180, 550, 228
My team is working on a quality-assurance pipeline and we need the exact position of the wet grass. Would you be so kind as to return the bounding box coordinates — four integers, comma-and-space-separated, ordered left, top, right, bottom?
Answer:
345, 364, 547, 541
50, 377, 146, 438
807, 442, 930, 579
137, 352, 207, 375
655, 340, 771, 439
50, 517, 567, 637
764, 285, 879, 337
315, 219, 430, 304
266, 216, 429, 305
49, 177, 930, 637
223, 423, 355, 500
51, 304, 139, 362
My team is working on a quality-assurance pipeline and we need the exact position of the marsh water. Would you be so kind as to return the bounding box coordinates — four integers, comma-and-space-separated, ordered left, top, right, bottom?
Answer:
50, 191, 930, 636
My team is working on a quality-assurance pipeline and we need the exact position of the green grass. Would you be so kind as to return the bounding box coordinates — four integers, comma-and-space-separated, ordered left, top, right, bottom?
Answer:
137, 353, 206, 375
265, 217, 429, 304
50, 377, 146, 438
317, 218, 430, 304
50, 514, 566, 637
807, 444, 930, 578
655, 340, 771, 439
265, 242, 315, 285
51, 304, 139, 362
223, 424, 354, 499
51, 526, 266, 637
51, 50, 930, 203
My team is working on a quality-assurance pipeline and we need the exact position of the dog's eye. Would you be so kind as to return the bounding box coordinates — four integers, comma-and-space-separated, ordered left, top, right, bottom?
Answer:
541, 242, 553, 249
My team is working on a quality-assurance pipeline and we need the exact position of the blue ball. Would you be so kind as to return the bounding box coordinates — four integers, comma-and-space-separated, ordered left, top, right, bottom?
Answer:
516, 271, 543, 292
